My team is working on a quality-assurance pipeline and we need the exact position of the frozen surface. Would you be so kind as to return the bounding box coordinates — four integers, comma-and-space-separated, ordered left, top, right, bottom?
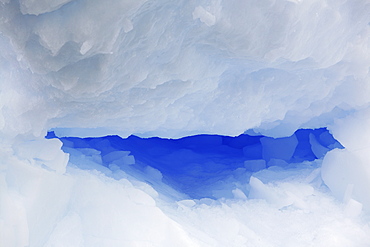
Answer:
1, 0, 370, 246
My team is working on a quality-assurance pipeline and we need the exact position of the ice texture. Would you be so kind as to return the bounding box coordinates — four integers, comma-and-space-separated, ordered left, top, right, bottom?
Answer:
1, 0, 370, 139
1, 0, 370, 246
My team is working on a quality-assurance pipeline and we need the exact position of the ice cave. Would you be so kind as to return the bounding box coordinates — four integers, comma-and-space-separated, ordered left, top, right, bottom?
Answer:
1, 0, 370, 246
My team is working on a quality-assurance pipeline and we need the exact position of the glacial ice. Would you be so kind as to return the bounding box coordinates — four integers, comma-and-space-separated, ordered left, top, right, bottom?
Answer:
52, 128, 341, 199
1, 0, 370, 246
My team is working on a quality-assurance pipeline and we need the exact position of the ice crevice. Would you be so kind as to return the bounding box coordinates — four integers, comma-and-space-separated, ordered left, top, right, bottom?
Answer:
48, 128, 342, 200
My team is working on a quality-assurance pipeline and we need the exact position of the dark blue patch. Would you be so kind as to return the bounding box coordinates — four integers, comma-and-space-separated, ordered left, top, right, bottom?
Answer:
47, 128, 343, 199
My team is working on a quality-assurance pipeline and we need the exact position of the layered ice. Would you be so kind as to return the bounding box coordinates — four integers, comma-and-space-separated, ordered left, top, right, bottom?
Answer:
1, 0, 370, 246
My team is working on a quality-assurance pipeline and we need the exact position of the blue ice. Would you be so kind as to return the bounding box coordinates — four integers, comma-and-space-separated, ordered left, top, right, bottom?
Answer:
47, 128, 342, 199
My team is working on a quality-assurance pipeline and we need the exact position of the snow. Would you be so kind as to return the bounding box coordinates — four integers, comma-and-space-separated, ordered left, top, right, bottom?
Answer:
1, 0, 370, 246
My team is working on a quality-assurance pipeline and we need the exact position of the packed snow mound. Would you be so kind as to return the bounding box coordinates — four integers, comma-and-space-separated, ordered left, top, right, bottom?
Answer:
0, 0, 370, 138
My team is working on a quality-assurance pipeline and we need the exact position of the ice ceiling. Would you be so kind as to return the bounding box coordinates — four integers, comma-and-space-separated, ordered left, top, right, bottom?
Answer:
1, 0, 370, 246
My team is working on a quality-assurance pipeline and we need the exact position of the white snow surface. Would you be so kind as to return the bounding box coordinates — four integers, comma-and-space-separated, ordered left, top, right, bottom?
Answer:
1, 0, 370, 246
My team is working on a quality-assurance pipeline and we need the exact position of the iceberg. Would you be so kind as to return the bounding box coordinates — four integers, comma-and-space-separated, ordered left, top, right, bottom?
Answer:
1, 0, 370, 246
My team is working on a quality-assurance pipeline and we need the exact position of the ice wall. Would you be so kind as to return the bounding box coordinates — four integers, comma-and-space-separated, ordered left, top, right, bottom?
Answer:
1, 0, 370, 246
1, 0, 370, 138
